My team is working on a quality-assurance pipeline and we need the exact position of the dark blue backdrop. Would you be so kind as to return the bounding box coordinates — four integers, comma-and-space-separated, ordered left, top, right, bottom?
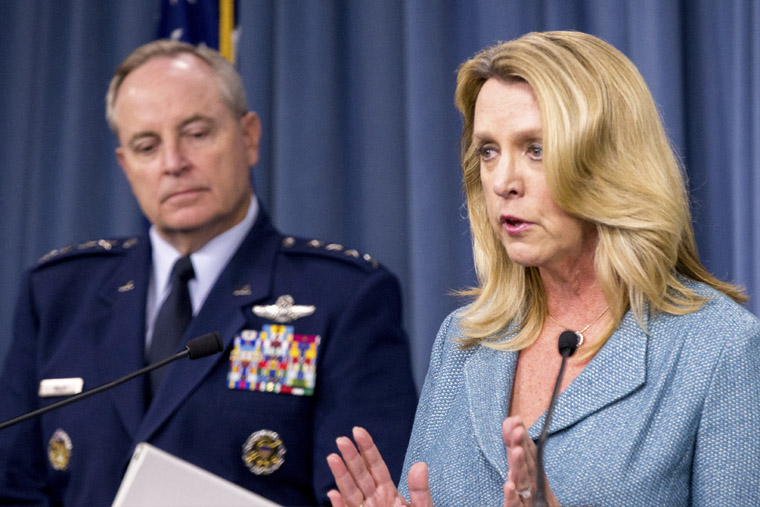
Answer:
1, 0, 758, 388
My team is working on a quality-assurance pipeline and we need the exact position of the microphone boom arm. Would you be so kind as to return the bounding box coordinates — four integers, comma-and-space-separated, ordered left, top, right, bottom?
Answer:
534, 330, 578, 507
0, 332, 222, 431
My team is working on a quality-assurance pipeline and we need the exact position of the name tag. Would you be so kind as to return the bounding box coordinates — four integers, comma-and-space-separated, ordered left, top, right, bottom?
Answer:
39, 378, 84, 397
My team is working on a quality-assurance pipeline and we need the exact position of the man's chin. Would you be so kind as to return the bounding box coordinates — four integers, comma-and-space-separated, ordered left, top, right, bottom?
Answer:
156, 213, 238, 242
159, 216, 208, 232
157, 205, 216, 228
155, 215, 213, 238
154, 205, 248, 247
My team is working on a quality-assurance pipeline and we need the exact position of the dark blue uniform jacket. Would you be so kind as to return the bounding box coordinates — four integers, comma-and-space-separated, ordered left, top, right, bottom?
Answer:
0, 209, 418, 506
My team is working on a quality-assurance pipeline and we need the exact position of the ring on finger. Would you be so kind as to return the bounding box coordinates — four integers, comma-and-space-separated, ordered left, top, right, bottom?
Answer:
516, 486, 532, 499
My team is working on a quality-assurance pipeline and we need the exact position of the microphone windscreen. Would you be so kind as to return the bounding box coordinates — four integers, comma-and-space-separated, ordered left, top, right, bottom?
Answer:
558, 330, 579, 357
185, 332, 224, 359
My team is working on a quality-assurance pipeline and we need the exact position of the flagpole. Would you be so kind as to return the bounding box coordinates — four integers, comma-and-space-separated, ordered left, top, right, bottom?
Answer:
219, 0, 235, 62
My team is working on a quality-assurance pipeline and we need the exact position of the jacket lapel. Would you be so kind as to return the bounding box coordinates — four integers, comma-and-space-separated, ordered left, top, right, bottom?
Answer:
136, 211, 280, 441
463, 312, 648, 479
93, 236, 151, 439
528, 312, 648, 439
463, 342, 518, 481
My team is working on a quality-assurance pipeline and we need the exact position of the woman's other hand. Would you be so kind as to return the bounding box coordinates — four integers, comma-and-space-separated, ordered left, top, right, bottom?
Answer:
503, 417, 560, 507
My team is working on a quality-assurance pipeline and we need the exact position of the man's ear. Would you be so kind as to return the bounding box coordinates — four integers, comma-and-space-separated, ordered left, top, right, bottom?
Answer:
241, 112, 262, 167
115, 146, 132, 183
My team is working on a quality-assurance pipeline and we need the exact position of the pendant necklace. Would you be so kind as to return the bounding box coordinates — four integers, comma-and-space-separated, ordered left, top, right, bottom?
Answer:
547, 305, 610, 348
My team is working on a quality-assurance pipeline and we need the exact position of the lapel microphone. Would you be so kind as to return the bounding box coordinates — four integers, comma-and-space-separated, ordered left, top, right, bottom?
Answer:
534, 330, 579, 507
0, 332, 223, 431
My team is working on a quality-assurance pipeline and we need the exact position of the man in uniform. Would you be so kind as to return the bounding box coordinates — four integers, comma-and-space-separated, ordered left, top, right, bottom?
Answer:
0, 40, 417, 506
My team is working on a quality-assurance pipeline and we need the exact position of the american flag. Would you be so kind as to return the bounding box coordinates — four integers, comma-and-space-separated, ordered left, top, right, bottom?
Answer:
158, 0, 237, 62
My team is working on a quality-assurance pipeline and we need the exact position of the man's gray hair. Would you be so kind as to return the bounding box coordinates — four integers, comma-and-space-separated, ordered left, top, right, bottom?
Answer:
105, 39, 248, 134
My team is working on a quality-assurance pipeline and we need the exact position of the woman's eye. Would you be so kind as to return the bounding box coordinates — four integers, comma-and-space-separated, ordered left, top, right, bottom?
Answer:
528, 144, 543, 160
479, 146, 496, 160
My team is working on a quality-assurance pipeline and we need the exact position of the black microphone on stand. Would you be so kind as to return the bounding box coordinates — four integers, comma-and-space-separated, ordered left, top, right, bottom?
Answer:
0, 332, 223, 431
534, 330, 579, 507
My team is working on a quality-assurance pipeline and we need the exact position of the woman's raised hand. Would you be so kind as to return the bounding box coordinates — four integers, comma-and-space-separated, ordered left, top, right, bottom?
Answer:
326, 426, 433, 507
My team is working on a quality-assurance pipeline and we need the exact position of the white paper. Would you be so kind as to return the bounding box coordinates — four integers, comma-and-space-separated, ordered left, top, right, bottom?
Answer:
112, 442, 281, 507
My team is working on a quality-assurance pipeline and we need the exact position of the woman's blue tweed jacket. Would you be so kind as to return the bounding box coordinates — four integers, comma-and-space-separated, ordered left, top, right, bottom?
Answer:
400, 280, 760, 506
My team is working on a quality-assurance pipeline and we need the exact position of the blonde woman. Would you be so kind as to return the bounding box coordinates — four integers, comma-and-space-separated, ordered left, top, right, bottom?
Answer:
326, 31, 760, 506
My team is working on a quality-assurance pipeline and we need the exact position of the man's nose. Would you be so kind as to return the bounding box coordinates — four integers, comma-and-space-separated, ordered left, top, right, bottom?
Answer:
161, 140, 188, 175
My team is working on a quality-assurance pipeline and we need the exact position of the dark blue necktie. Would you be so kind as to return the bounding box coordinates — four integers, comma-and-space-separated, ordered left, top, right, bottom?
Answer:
148, 256, 195, 397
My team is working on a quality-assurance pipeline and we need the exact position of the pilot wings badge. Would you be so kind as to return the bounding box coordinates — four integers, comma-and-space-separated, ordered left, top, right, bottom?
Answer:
253, 295, 315, 323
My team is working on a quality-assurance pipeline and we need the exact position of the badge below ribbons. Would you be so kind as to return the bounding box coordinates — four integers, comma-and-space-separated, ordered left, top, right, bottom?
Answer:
228, 325, 321, 396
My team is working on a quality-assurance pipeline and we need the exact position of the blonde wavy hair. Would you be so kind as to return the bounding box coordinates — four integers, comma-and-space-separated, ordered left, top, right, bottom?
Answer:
456, 31, 745, 354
